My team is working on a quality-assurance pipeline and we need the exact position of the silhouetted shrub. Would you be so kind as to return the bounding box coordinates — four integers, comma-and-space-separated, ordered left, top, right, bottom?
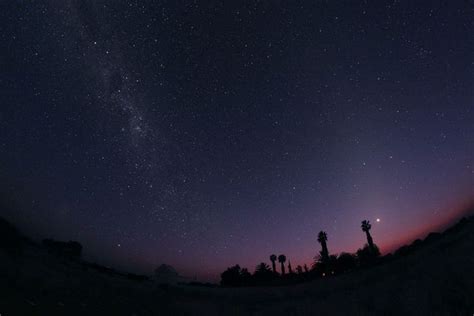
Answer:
221, 265, 244, 287
42, 239, 82, 259
444, 217, 470, 234
394, 245, 413, 257
380, 253, 394, 264
357, 243, 380, 266
335, 252, 357, 273
412, 238, 422, 247
220, 263, 281, 286
312, 254, 337, 276
424, 232, 441, 243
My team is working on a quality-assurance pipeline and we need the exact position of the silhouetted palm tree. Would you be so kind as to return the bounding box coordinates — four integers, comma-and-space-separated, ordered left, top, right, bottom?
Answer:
269, 254, 277, 273
278, 254, 286, 275
361, 220, 374, 249
317, 231, 329, 262
288, 260, 293, 274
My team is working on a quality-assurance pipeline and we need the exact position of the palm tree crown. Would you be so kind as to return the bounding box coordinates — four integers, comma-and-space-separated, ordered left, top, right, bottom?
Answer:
317, 231, 327, 243
278, 254, 286, 263
361, 220, 375, 249
269, 254, 277, 273
278, 254, 287, 275
361, 220, 371, 232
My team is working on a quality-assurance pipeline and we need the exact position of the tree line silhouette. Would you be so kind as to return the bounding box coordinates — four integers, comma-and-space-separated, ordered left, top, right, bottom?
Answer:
1, 211, 473, 288
221, 219, 381, 286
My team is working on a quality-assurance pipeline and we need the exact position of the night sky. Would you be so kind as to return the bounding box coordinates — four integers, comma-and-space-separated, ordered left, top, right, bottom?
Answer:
1, 1, 473, 281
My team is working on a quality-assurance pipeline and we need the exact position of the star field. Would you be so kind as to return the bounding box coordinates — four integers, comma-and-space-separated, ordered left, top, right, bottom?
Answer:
0, 1, 473, 280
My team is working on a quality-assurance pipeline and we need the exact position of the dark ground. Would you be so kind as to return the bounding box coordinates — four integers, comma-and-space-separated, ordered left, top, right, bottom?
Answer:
1, 216, 473, 315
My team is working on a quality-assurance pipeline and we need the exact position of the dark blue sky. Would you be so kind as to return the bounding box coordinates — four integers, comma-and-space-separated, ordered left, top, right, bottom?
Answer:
1, 1, 473, 280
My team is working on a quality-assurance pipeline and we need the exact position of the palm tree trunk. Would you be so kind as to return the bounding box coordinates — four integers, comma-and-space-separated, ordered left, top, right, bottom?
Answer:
321, 242, 329, 261
280, 262, 285, 275
271, 262, 276, 273
366, 231, 374, 248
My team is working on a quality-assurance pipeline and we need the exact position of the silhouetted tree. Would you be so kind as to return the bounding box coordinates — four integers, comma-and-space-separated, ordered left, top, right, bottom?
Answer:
312, 253, 337, 276
361, 220, 374, 249
255, 262, 271, 274
296, 265, 303, 274
335, 252, 357, 272
288, 260, 293, 274
311, 260, 325, 276
220, 265, 242, 286
269, 254, 277, 273
317, 231, 330, 263
240, 268, 252, 284
278, 254, 286, 275
254, 262, 273, 285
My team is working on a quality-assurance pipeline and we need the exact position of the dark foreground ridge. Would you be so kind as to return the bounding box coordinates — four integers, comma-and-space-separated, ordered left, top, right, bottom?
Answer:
1, 213, 474, 315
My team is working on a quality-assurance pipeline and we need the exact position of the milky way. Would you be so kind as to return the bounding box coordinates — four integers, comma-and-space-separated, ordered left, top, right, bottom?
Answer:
1, 1, 473, 280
